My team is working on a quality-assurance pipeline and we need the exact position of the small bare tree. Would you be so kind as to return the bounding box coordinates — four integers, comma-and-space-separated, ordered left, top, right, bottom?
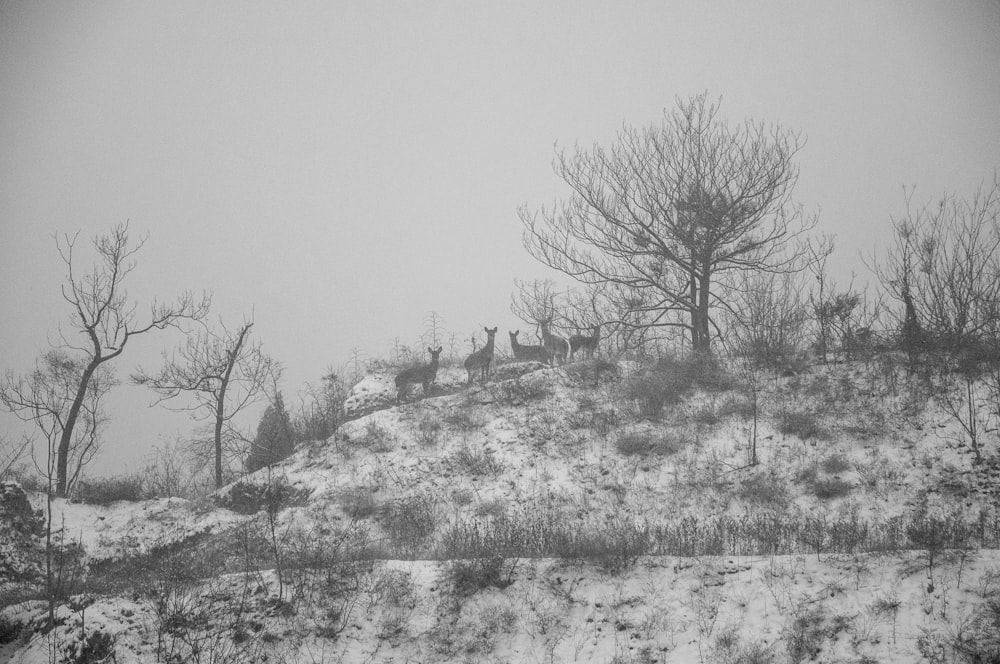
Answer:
422, 310, 449, 352
724, 270, 809, 466
728, 271, 810, 372
511, 279, 562, 339
294, 368, 348, 443
0, 433, 31, 479
133, 319, 277, 489
0, 223, 209, 496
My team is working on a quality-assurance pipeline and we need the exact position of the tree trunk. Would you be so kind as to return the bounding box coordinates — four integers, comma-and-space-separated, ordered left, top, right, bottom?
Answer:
214, 387, 225, 489
693, 264, 713, 353
688, 266, 701, 351
55, 360, 99, 497
213, 322, 251, 489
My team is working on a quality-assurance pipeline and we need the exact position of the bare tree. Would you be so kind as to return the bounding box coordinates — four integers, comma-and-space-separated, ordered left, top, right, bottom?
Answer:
872, 179, 1000, 359
727, 271, 810, 373
723, 271, 809, 466
1, 351, 117, 495
520, 93, 816, 353
0, 223, 209, 496
133, 319, 277, 489
0, 433, 31, 480
294, 368, 348, 443
422, 310, 449, 351
510, 279, 562, 339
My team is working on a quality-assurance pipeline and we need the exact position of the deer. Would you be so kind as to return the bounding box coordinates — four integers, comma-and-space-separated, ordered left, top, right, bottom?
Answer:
569, 324, 601, 361
509, 330, 552, 364
395, 346, 443, 403
539, 320, 570, 366
464, 327, 498, 385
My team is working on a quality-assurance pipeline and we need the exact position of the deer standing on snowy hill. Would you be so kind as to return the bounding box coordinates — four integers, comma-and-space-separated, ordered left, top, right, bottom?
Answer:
539, 320, 570, 366
509, 330, 551, 364
464, 327, 497, 385
395, 346, 443, 403
569, 324, 601, 361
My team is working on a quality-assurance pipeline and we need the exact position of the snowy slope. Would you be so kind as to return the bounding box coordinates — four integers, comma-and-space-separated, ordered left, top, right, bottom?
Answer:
3, 358, 1000, 663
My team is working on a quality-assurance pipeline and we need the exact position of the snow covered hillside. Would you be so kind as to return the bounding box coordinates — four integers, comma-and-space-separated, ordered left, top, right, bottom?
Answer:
2, 357, 1000, 663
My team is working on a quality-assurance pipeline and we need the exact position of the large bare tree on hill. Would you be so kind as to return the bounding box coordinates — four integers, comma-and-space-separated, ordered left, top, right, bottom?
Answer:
520, 93, 816, 352
0, 223, 210, 496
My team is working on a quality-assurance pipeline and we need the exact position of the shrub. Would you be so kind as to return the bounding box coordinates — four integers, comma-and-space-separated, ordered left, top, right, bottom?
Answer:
796, 465, 818, 485
380, 493, 438, 556
615, 430, 687, 457
625, 353, 734, 418
358, 421, 396, 453
73, 474, 147, 505
217, 477, 309, 514
713, 628, 776, 664
591, 409, 620, 436
690, 405, 720, 426
951, 598, 1000, 662
625, 367, 685, 419
585, 520, 650, 575
776, 409, 827, 440
569, 406, 620, 436
416, 416, 443, 446
5, 467, 45, 494
738, 471, 790, 510
489, 379, 551, 404
715, 394, 756, 419
444, 408, 486, 431
431, 596, 518, 656
820, 453, 852, 474
474, 498, 506, 518
0, 611, 26, 646
377, 610, 410, 640
451, 447, 503, 476
339, 485, 380, 519
293, 371, 347, 443
812, 477, 853, 500
85, 529, 243, 598
689, 353, 737, 392
564, 359, 620, 384
784, 608, 829, 663
1, 481, 44, 538
142, 440, 201, 499
69, 629, 116, 664
442, 556, 517, 597
368, 568, 417, 608
906, 512, 971, 562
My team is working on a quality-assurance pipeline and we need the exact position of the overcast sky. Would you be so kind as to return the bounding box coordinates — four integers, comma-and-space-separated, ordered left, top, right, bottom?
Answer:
2, 1, 999, 476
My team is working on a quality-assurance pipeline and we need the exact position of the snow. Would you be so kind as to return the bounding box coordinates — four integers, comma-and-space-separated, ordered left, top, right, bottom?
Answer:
25, 495, 245, 563
3, 358, 1000, 662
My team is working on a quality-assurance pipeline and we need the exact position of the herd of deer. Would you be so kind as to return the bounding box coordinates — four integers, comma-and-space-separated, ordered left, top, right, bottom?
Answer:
394, 323, 601, 403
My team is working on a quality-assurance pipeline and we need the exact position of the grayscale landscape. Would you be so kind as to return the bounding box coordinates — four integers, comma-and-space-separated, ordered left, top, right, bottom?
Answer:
2, 3, 1000, 663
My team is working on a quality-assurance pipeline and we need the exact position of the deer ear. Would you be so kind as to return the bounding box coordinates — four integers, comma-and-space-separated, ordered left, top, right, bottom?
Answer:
428, 347, 434, 354
436, 346, 443, 353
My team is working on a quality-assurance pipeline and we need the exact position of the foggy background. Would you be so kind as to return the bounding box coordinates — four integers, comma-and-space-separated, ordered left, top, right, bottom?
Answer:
2, 1, 999, 477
